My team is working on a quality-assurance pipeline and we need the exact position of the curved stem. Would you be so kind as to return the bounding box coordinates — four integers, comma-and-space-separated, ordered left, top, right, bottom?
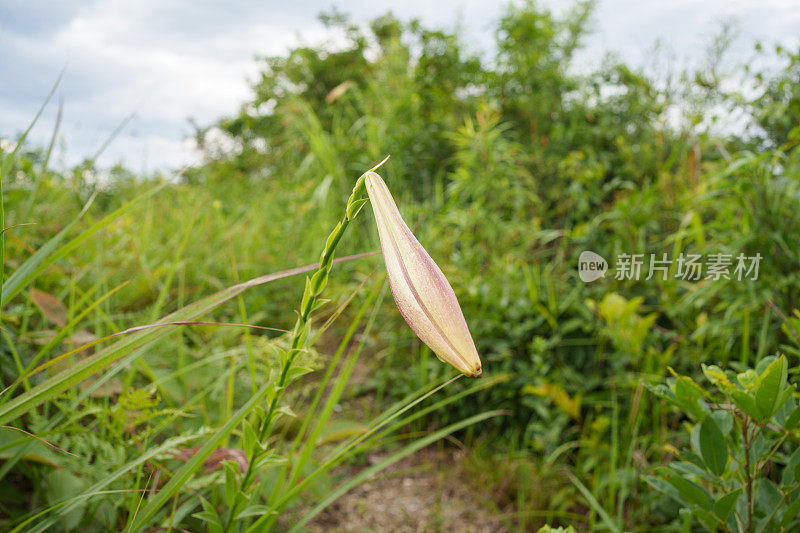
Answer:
225, 163, 383, 531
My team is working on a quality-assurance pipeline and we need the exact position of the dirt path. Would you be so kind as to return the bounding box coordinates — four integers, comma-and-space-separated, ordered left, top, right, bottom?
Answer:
306, 449, 508, 532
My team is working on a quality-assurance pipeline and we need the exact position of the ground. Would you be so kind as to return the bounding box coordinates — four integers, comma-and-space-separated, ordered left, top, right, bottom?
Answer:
306, 449, 508, 532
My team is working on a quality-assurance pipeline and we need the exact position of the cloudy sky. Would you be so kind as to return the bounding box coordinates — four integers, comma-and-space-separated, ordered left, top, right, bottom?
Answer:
1, 0, 798, 173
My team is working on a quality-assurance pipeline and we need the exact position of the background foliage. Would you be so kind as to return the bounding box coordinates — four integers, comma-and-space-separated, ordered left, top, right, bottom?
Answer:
2, 1, 800, 530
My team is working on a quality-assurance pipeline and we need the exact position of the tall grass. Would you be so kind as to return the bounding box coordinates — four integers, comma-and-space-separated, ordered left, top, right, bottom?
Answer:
0, 103, 503, 529
3, 2, 800, 531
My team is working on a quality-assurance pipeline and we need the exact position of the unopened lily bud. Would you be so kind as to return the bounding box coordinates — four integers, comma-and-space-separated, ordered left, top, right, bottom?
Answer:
365, 172, 482, 378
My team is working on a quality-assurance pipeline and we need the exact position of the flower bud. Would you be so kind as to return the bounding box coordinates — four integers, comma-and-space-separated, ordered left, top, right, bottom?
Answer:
365, 172, 482, 377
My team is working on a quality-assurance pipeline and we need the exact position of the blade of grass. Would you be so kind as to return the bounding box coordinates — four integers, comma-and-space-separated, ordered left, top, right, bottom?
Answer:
1, 70, 63, 310
564, 470, 622, 533
126, 379, 272, 532
9, 281, 129, 396
267, 273, 384, 506
0, 177, 173, 307
350, 373, 511, 457
0, 252, 375, 427
24, 433, 201, 533
22, 96, 63, 223
251, 374, 464, 531
283, 276, 387, 493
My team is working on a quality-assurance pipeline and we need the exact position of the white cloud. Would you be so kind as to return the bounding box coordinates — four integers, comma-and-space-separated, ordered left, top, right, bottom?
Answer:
1, 0, 336, 170
1, 0, 798, 172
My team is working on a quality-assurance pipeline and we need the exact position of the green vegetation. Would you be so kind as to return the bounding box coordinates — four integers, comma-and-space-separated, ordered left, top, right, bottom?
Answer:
2, 2, 800, 531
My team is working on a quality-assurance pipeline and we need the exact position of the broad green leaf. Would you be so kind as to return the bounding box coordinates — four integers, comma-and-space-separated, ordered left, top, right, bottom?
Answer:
643, 382, 683, 410
644, 475, 684, 506
680, 451, 708, 472
658, 467, 712, 510
755, 356, 777, 376
737, 369, 759, 390
755, 356, 788, 420
702, 364, 734, 391
781, 497, 800, 527
43, 469, 86, 530
773, 386, 796, 421
711, 409, 734, 435
782, 447, 800, 487
669, 461, 716, 483
698, 416, 727, 476
692, 508, 720, 531
714, 489, 742, 520
674, 375, 708, 420
730, 389, 762, 420
196, 497, 223, 533
784, 406, 800, 431
755, 479, 782, 525
774, 395, 797, 427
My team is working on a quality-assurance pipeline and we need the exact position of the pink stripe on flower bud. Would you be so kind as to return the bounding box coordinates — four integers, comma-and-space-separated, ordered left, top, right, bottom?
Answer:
365, 172, 482, 378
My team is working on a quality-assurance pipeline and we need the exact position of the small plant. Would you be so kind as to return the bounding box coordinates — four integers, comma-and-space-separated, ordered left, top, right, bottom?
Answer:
646, 355, 800, 532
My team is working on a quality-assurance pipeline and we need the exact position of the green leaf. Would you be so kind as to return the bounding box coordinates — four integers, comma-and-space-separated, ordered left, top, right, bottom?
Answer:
346, 197, 368, 220
253, 453, 285, 470
785, 405, 800, 430
781, 497, 800, 527
698, 416, 728, 476
754, 356, 788, 420
224, 461, 238, 507
714, 489, 742, 520
773, 385, 795, 420
702, 364, 735, 391
755, 356, 777, 376
644, 475, 684, 506
277, 405, 297, 419
242, 420, 258, 455
674, 375, 708, 420
668, 461, 716, 483
657, 467, 712, 510
782, 447, 800, 487
195, 497, 223, 533
738, 369, 759, 391
43, 469, 87, 531
730, 389, 762, 420
711, 410, 734, 435
755, 479, 782, 525
692, 508, 720, 531
193, 511, 221, 525
774, 395, 797, 427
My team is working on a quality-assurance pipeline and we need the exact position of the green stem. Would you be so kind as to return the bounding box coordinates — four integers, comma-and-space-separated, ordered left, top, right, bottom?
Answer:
743, 420, 754, 533
225, 161, 385, 531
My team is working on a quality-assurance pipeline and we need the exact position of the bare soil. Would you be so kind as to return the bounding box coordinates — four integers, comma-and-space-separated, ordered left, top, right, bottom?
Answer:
305, 448, 508, 532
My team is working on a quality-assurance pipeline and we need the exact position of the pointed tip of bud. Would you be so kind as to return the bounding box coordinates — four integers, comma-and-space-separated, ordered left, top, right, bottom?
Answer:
365, 171, 483, 379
